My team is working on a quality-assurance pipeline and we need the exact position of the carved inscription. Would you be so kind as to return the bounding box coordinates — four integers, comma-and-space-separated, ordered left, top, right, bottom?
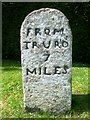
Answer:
26, 65, 68, 75
27, 27, 64, 36
23, 40, 68, 49
23, 27, 69, 75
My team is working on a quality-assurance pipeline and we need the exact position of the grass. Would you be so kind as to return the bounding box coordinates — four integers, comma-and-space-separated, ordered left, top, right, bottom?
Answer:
1, 59, 89, 118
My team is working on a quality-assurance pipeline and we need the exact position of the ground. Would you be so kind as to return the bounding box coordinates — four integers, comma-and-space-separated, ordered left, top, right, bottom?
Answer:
0, 60, 89, 118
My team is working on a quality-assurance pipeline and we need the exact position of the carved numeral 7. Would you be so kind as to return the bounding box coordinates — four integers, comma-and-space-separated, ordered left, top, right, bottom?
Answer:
44, 53, 50, 61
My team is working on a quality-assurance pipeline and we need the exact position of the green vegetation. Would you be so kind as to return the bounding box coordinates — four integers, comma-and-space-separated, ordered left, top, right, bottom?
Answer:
2, 3, 90, 63
1, 60, 89, 118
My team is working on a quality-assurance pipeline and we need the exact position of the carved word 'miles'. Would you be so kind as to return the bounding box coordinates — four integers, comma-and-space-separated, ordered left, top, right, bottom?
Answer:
26, 65, 68, 75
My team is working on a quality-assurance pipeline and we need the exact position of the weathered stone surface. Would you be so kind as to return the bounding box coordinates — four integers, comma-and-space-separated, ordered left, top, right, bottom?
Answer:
20, 8, 72, 114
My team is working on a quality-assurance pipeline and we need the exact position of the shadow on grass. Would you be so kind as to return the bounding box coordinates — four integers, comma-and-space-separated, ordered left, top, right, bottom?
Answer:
2, 67, 21, 70
72, 94, 89, 114
2, 59, 21, 67
24, 94, 89, 116
72, 63, 89, 67
1, 59, 21, 70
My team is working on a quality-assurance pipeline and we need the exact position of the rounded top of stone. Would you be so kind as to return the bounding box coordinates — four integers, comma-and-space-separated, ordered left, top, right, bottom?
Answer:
21, 8, 69, 29
25, 8, 65, 18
